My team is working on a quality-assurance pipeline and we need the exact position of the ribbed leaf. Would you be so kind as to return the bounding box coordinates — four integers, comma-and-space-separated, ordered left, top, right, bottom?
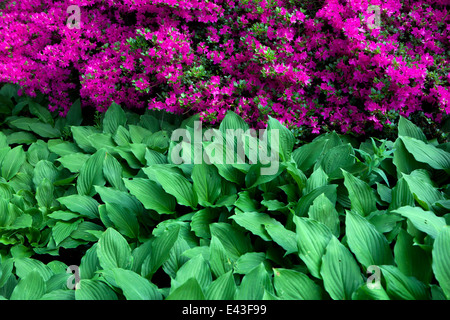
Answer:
192, 163, 222, 206
398, 117, 427, 142
143, 166, 197, 208
1, 145, 25, 180
77, 148, 107, 196
392, 206, 446, 239
165, 278, 205, 300
103, 153, 126, 191
294, 217, 332, 279
109, 268, 162, 300
342, 170, 377, 216
235, 263, 273, 300
308, 193, 340, 237
432, 226, 450, 299
103, 102, 127, 134
75, 279, 118, 300
97, 228, 132, 270
320, 237, 364, 300
105, 203, 139, 239
57, 195, 100, 219
346, 210, 394, 268
380, 265, 429, 300
400, 136, 450, 170
273, 268, 322, 300
206, 270, 236, 300
10, 270, 46, 300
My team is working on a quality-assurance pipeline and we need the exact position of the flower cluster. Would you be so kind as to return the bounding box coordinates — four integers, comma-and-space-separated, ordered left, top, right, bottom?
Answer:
0, 0, 449, 135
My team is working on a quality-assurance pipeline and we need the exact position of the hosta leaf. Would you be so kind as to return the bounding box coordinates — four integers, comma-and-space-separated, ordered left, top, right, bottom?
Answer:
1, 145, 25, 180
294, 217, 332, 279
352, 283, 390, 300
10, 270, 46, 300
305, 167, 329, 194
105, 203, 139, 239
192, 163, 222, 206
379, 265, 429, 300
109, 268, 162, 300
320, 236, 363, 300
394, 229, 432, 284
191, 208, 220, 239
97, 228, 132, 270
400, 136, 450, 170
206, 270, 236, 300
432, 226, 450, 299
235, 263, 273, 300
398, 117, 427, 142
77, 149, 107, 196
402, 173, 444, 211
388, 177, 414, 210
210, 223, 252, 261
265, 116, 294, 162
53, 220, 82, 246
57, 195, 100, 219
210, 236, 233, 278
393, 139, 424, 177
264, 223, 297, 255
162, 238, 190, 279
143, 166, 197, 208
345, 210, 394, 268
103, 153, 126, 191
103, 102, 127, 134
71, 126, 98, 153
95, 186, 143, 216
36, 178, 54, 208
234, 252, 266, 275
295, 185, 338, 217
142, 225, 180, 278
315, 144, 355, 179
342, 170, 377, 216
308, 193, 340, 237
171, 255, 212, 292
75, 279, 118, 300
41, 290, 75, 300
273, 268, 322, 300
29, 122, 61, 138
80, 244, 100, 279
14, 258, 53, 281
392, 206, 446, 239
165, 278, 205, 300
293, 138, 327, 172
48, 139, 83, 156
57, 153, 91, 173
124, 178, 176, 215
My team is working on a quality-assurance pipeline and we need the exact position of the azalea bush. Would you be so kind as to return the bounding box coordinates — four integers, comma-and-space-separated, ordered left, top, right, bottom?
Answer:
0, 87, 449, 300
1, 0, 450, 138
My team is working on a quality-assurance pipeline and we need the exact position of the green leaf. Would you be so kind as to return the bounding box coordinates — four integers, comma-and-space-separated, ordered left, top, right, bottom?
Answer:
392, 206, 446, 239
389, 177, 415, 210
402, 173, 444, 211
206, 270, 236, 300
105, 203, 139, 239
234, 252, 266, 275
171, 255, 212, 292
80, 244, 100, 279
400, 136, 450, 170
264, 223, 297, 255
143, 166, 197, 208
71, 126, 98, 153
10, 270, 46, 300
165, 278, 205, 300
97, 228, 132, 270
95, 186, 143, 216
235, 263, 273, 300
308, 193, 340, 237
53, 220, 82, 245
103, 102, 127, 134
380, 265, 429, 300
48, 139, 83, 156
77, 148, 107, 196
393, 138, 424, 177
191, 208, 219, 239
36, 178, 54, 208
192, 163, 222, 206
320, 236, 364, 300
352, 283, 390, 300
295, 185, 338, 217
219, 111, 249, 133
65, 99, 82, 126
294, 217, 332, 279
210, 223, 252, 261
293, 138, 327, 172
342, 169, 377, 216
432, 226, 450, 299
346, 210, 394, 268
398, 117, 427, 142
305, 167, 329, 194
57, 195, 100, 219
40, 290, 75, 300
266, 116, 294, 162
57, 153, 91, 173
75, 279, 118, 300
109, 268, 162, 300
210, 235, 233, 278
142, 225, 180, 278
29, 122, 61, 138
103, 153, 126, 191
394, 229, 432, 284
14, 258, 53, 281
273, 268, 322, 300
315, 144, 355, 179
1, 145, 25, 180
124, 178, 176, 215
